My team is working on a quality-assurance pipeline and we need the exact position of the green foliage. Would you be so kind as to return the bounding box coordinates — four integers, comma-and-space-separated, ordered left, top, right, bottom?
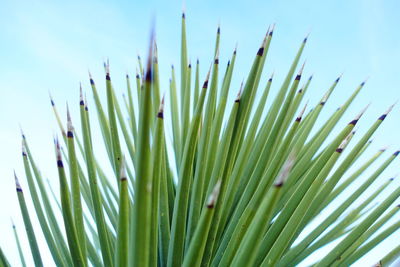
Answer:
4, 12, 400, 267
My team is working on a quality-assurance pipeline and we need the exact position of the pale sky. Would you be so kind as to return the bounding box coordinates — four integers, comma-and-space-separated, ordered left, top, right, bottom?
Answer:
1, 0, 400, 266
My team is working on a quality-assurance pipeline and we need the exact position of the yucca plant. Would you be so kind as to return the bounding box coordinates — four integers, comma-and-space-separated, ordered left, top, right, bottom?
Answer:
2, 11, 400, 267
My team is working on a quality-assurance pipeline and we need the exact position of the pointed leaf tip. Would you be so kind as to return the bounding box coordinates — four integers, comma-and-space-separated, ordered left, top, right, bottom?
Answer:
235, 83, 244, 102
19, 125, 25, 139
385, 101, 397, 115
14, 171, 22, 192
49, 91, 55, 106
296, 102, 308, 121
360, 76, 369, 86
207, 180, 221, 208
66, 104, 74, 136
157, 94, 165, 119
119, 156, 127, 181
257, 36, 267, 56
350, 103, 370, 125
274, 153, 296, 187
378, 102, 396, 120
144, 28, 155, 82
79, 84, 84, 106
295, 61, 306, 80
336, 131, 354, 152
269, 23, 276, 36
21, 140, 27, 156
202, 64, 212, 88
335, 73, 343, 83
214, 47, 220, 63
303, 30, 311, 43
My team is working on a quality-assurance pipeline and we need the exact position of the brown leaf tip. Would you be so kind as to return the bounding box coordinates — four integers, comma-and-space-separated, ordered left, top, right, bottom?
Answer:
119, 157, 127, 181
349, 104, 370, 125
14, 171, 22, 192
55, 137, 63, 168
157, 95, 165, 119
274, 153, 296, 187
207, 180, 221, 208
22, 140, 27, 157
337, 132, 354, 152
335, 73, 343, 83
296, 102, 308, 122
79, 84, 84, 106
66, 104, 74, 138
269, 23, 275, 36
235, 84, 243, 103
202, 66, 212, 88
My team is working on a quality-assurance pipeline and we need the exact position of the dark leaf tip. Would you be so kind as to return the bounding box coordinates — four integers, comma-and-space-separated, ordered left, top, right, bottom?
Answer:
145, 70, 152, 81
336, 148, 343, 153
257, 47, 264, 56
57, 159, 64, 168
207, 181, 221, 209
14, 172, 22, 192
378, 114, 387, 121
349, 119, 358, 125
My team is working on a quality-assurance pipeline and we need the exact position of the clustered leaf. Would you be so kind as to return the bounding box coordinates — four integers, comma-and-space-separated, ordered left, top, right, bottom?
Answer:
4, 12, 400, 267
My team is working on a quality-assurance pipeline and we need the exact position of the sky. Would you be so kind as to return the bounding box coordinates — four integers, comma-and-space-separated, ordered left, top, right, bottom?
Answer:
0, 0, 400, 266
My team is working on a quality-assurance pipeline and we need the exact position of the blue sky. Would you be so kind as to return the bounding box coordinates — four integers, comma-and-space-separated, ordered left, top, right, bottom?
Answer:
1, 0, 400, 266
